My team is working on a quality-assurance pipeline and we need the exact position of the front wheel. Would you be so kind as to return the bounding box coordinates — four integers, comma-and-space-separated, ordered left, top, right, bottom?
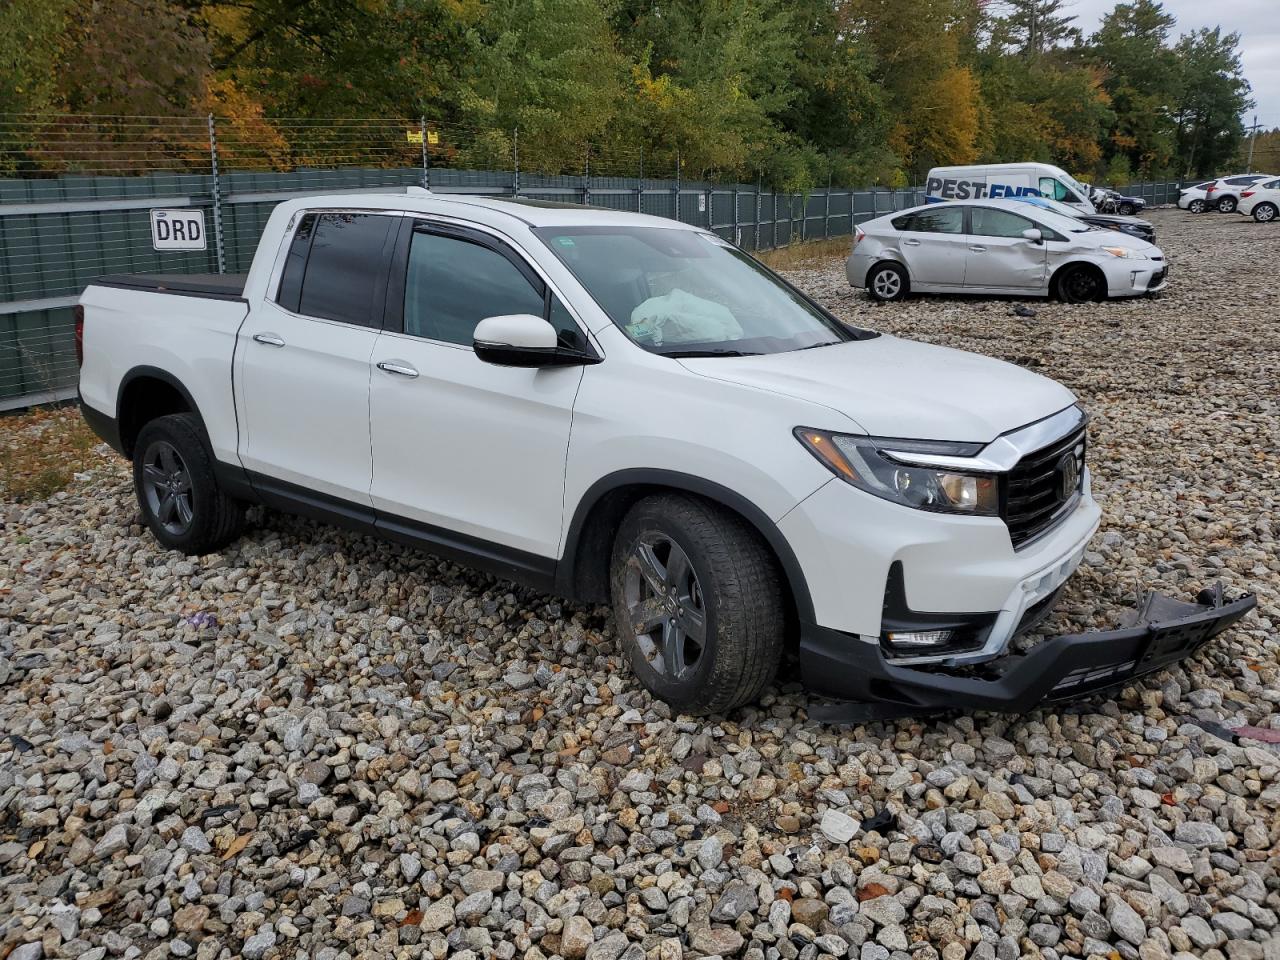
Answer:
1118, 203, 1135, 216
609, 495, 784, 715
1253, 202, 1278, 223
133, 413, 245, 554
866, 262, 908, 302
1217, 196, 1237, 213
1188, 199, 1206, 214
1055, 264, 1106, 304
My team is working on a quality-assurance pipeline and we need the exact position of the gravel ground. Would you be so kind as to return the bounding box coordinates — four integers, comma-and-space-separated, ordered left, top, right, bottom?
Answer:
1, 207, 1277, 960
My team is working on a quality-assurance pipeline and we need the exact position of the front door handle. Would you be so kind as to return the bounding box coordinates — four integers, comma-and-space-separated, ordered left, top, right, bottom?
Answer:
902, 238, 922, 246
377, 360, 419, 379
968, 244, 987, 253
252, 333, 285, 347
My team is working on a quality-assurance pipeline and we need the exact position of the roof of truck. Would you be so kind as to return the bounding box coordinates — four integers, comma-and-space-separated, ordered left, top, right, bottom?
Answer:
273, 188, 700, 232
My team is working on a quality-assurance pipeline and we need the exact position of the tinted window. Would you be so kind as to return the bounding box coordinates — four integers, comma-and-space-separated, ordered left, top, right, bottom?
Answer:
1227, 176, 1264, 185
896, 208, 964, 234
276, 213, 317, 313
548, 296, 585, 350
971, 207, 1035, 238
296, 213, 393, 326
404, 231, 545, 345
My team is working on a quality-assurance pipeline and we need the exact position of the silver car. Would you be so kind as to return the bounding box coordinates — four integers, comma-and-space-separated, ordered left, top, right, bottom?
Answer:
846, 198, 1168, 304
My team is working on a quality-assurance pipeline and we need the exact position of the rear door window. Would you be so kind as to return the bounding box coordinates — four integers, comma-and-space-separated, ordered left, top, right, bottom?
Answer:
293, 213, 395, 327
895, 207, 964, 234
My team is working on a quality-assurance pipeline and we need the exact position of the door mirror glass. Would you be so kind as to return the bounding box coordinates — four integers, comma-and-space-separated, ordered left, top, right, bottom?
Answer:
1022, 228, 1043, 244
473, 314, 597, 367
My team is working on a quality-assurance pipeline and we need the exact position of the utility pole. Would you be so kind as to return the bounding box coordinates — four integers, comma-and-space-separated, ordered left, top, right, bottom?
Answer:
1245, 115, 1262, 172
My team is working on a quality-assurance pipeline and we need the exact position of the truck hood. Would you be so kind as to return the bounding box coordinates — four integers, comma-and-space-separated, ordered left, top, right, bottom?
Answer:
679, 335, 1077, 442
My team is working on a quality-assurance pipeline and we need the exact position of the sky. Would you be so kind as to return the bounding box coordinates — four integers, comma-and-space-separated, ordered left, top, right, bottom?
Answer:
1069, 0, 1279, 131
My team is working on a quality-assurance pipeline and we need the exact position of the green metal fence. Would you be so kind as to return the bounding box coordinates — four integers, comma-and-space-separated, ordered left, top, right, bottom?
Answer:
0, 113, 1192, 409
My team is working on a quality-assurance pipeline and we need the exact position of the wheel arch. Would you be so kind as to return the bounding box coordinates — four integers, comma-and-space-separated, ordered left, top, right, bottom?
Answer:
556, 469, 815, 623
116, 365, 203, 458
866, 257, 911, 291
1049, 260, 1108, 301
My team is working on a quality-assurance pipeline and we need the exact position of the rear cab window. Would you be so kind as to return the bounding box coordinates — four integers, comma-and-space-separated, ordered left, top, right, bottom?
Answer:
275, 212, 396, 326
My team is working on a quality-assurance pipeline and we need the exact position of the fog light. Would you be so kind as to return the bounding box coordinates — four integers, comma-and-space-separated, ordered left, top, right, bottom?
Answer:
886, 629, 953, 648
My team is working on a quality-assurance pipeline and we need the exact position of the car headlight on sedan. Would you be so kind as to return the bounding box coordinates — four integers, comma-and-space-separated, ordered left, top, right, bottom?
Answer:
795, 428, 999, 515
1101, 245, 1147, 259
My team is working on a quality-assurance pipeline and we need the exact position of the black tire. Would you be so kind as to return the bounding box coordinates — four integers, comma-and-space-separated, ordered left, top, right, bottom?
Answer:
132, 413, 245, 554
1118, 203, 1135, 216
609, 494, 784, 715
1252, 202, 1278, 223
866, 261, 908, 302
1217, 196, 1237, 213
1055, 264, 1106, 304
1188, 199, 1206, 214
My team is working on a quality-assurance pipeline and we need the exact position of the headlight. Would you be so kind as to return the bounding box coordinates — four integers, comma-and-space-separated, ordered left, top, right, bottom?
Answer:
795, 428, 1000, 515
1101, 245, 1146, 259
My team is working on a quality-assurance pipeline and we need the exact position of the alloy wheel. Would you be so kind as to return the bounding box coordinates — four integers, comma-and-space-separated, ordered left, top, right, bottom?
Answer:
623, 533, 707, 683
141, 440, 194, 536
872, 269, 901, 299
1257, 205, 1276, 222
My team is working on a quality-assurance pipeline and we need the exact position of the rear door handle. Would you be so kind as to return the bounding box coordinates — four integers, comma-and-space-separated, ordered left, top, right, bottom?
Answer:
252, 333, 285, 347
377, 360, 419, 379
902, 238, 922, 246
969, 245, 987, 252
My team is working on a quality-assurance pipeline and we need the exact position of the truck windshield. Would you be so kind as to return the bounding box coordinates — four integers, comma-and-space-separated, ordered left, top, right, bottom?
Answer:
533, 226, 865, 356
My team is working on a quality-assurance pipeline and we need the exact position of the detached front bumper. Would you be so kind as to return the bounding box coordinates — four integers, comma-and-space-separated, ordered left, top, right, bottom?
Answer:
802, 585, 1256, 719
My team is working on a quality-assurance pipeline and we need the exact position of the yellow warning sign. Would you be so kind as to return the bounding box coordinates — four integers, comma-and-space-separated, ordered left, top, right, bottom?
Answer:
406, 130, 424, 144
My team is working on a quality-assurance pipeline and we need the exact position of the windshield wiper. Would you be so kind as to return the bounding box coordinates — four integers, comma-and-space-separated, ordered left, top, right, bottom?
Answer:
656, 348, 761, 358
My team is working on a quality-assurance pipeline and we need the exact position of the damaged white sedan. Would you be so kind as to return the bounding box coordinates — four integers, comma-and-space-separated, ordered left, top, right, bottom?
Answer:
848, 198, 1168, 304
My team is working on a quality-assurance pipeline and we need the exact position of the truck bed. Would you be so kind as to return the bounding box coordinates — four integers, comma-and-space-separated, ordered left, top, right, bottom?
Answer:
90, 273, 248, 301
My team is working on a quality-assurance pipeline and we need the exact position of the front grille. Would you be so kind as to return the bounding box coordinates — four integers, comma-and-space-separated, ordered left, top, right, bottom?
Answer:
1003, 423, 1086, 549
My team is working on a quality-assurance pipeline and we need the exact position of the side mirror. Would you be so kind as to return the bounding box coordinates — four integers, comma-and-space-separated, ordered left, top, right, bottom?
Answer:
1022, 228, 1044, 244
473, 314, 599, 368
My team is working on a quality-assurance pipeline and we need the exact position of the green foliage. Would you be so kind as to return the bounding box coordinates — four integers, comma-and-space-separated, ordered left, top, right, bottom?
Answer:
1, 0, 1260, 187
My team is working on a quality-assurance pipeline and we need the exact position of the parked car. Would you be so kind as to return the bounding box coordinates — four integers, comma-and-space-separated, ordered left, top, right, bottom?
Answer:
76, 190, 1253, 718
1237, 177, 1280, 222
847, 198, 1167, 304
926, 162, 1095, 213
1177, 181, 1214, 213
1011, 194, 1156, 242
1205, 174, 1274, 213
1086, 186, 1146, 216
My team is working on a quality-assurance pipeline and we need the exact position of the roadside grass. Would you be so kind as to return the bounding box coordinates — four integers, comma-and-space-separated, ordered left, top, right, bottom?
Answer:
755, 237, 852, 271
0, 405, 104, 503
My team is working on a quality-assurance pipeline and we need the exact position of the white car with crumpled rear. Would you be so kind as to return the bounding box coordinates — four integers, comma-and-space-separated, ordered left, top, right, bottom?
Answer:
846, 198, 1168, 303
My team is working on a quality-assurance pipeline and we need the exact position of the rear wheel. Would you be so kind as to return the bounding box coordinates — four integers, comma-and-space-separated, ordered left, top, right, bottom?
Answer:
1217, 196, 1238, 213
1055, 264, 1106, 304
133, 413, 245, 554
866, 262, 908, 302
609, 494, 784, 715
1253, 202, 1277, 223
1188, 199, 1206, 214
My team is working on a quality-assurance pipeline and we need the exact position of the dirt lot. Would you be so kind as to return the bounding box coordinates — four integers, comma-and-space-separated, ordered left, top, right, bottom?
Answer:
0, 208, 1276, 960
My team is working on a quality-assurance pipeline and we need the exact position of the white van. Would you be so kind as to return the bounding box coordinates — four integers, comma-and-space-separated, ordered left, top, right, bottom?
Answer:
925, 163, 1096, 214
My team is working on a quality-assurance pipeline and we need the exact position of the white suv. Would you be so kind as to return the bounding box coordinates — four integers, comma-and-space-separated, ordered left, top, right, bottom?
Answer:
1205, 174, 1274, 213
77, 192, 1254, 716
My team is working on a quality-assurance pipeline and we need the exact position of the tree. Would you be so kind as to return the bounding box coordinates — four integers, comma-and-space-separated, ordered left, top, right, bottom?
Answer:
1171, 27, 1252, 177
992, 0, 1081, 57
1090, 0, 1178, 176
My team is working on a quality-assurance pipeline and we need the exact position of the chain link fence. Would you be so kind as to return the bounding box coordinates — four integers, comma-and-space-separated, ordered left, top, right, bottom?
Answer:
0, 113, 1189, 409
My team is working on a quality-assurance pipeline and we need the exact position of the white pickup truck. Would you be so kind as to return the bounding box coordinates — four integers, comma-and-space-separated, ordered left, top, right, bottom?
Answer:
77, 190, 1254, 718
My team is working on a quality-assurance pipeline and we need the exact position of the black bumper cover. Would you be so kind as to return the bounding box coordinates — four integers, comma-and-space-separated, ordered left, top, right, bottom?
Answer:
803, 584, 1256, 720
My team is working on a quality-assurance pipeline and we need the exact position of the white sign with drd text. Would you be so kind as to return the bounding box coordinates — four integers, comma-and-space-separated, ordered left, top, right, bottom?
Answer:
150, 209, 207, 251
